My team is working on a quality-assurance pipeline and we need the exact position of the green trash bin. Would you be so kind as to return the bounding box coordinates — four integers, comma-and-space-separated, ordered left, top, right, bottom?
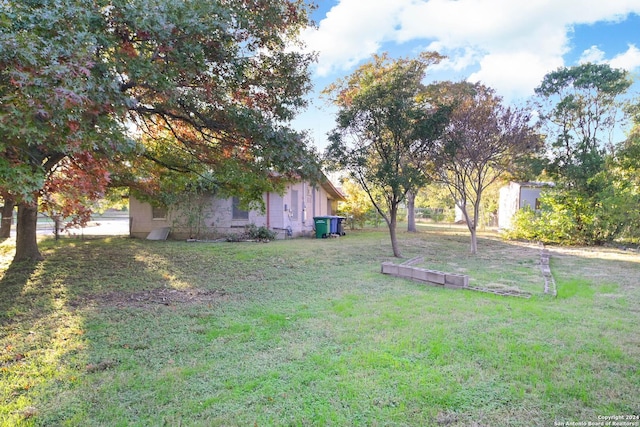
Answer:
313, 216, 330, 239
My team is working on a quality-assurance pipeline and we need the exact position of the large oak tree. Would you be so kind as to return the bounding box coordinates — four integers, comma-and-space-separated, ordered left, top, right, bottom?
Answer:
0, 0, 317, 262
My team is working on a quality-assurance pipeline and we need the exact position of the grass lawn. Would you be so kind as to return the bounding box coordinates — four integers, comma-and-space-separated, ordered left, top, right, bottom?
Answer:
1, 227, 639, 426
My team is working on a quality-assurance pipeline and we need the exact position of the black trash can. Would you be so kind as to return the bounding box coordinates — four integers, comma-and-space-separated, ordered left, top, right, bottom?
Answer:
336, 216, 346, 236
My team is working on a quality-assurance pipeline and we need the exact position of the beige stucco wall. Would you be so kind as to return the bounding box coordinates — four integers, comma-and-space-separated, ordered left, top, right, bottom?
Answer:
129, 181, 342, 240
128, 196, 173, 239
280, 182, 339, 237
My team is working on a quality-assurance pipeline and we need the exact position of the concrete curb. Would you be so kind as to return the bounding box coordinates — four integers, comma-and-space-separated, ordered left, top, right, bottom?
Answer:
540, 246, 557, 297
381, 260, 469, 289
381, 255, 536, 299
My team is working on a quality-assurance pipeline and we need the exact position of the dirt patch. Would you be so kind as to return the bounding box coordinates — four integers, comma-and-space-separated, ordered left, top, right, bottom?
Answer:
88, 287, 232, 309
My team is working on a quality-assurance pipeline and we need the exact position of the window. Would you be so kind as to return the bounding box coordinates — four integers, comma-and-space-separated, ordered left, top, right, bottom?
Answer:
232, 197, 249, 220
290, 190, 298, 220
152, 205, 167, 220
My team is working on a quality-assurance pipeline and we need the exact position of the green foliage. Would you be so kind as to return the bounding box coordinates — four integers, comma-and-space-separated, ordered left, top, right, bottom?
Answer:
0, 0, 132, 188
505, 180, 640, 245
336, 178, 374, 229
0, 157, 44, 204
477, 181, 501, 228
513, 63, 637, 246
505, 198, 574, 244
1, 0, 317, 261
245, 224, 278, 241
415, 207, 452, 223
415, 183, 454, 209
610, 129, 640, 242
1, 232, 639, 425
428, 82, 542, 253
534, 63, 630, 192
227, 223, 277, 242
324, 52, 450, 256
415, 183, 455, 222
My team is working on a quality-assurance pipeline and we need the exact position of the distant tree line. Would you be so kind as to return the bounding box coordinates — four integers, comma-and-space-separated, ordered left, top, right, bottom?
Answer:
1, 0, 638, 264
324, 57, 639, 255
505, 63, 640, 245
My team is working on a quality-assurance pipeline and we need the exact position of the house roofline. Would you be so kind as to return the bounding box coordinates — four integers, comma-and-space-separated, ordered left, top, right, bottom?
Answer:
320, 176, 346, 201
270, 169, 345, 201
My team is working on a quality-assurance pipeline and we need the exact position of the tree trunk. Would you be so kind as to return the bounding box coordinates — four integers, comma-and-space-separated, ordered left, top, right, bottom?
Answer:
469, 227, 478, 255
469, 199, 481, 255
406, 191, 417, 232
388, 205, 402, 258
459, 200, 478, 255
1, 197, 15, 239
14, 201, 43, 262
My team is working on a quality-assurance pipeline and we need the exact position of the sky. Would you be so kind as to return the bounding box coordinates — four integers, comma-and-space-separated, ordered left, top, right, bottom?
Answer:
293, 0, 640, 151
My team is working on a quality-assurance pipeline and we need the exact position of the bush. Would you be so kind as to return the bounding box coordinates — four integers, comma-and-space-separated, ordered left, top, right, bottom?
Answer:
246, 224, 277, 241
226, 223, 277, 242
504, 191, 608, 245
503, 206, 539, 242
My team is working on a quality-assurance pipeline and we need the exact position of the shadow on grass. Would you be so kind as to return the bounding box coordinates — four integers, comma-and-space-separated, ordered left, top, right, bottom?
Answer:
0, 259, 39, 325
0, 237, 193, 425
1, 234, 639, 425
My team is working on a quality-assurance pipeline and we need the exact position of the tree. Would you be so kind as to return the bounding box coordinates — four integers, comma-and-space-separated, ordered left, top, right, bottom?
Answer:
430, 82, 541, 254
514, 63, 634, 244
0, 195, 14, 239
406, 191, 418, 232
0, 0, 316, 262
324, 53, 450, 257
415, 183, 456, 223
612, 122, 640, 240
571, 114, 640, 243
534, 63, 631, 192
335, 178, 374, 230
508, 121, 640, 245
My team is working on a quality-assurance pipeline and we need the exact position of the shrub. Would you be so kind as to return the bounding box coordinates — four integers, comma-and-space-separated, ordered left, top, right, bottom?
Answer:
245, 224, 277, 241
227, 223, 277, 242
505, 191, 603, 245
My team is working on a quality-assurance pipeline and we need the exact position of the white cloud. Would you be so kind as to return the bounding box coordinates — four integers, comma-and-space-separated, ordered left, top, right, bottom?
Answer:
468, 51, 564, 101
395, 0, 564, 49
302, 0, 413, 76
579, 46, 607, 64
578, 44, 640, 72
431, 46, 481, 72
610, 44, 640, 71
303, 0, 640, 101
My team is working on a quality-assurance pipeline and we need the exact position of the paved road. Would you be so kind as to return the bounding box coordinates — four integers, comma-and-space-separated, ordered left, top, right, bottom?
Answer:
6, 216, 130, 238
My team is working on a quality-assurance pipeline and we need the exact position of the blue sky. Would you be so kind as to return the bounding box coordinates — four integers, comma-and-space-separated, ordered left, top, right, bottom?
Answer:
294, 0, 640, 151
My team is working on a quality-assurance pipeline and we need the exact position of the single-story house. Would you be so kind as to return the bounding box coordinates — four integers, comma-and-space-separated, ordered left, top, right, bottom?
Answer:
498, 181, 553, 230
129, 176, 345, 240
